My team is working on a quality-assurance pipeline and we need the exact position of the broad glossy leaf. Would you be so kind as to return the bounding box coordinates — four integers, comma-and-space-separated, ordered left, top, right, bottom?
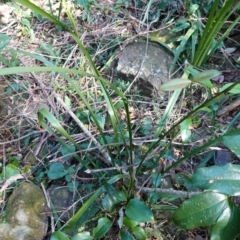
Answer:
120, 230, 135, 240
101, 194, 117, 212
102, 184, 127, 211
50, 231, 70, 240
211, 200, 240, 240
222, 132, 240, 158
192, 164, 240, 196
173, 191, 228, 229
193, 70, 221, 82
175, 173, 195, 191
125, 199, 154, 222
104, 183, 127, 202
159, 78, 191, 91
132, 226, 146, 240
123, 217, 138, 228
92, 217, 112, 239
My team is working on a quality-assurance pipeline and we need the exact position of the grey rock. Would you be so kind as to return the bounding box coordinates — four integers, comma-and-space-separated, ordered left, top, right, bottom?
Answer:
0, 182, 48, 240
48, 185, 74, 222
115, 40, 174, 97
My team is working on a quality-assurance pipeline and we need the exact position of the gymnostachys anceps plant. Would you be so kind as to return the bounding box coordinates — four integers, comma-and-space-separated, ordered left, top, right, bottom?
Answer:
1, 0, 240, 239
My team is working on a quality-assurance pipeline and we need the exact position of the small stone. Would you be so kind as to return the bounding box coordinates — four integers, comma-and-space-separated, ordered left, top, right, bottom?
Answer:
0, 182, 48, 240
115, 40, 174, 97
48, 185, 74, 222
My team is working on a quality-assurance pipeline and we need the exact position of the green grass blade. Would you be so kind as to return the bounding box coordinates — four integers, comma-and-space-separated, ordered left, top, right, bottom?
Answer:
0, 65, 132, 165
14, 1, 131, 166
137, 78, 240, 175
15, 0, 98, 76
15, 0, 72, 31
38, 114, 85, 164
154, 89, 182, 138
209, 13, 240, 57
62, 0, 79, 38
62, 174, 124, 233
164, 129, 240, 174
193, 0, 238, 66
38, 108, 75, 144
154, 67, 192, 139
172, 25, 197, 68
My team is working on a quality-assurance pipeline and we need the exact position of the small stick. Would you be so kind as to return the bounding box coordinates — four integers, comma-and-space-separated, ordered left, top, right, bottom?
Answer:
217, 98, 240, 116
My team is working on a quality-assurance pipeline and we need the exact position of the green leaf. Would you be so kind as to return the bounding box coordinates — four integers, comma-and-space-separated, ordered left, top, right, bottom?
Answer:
192, 164, 240, 196
159, 78, 191, 91
199, 79, 214, 88
173, 191, 228, 229
76, 0, 90, 9
104, 184, 126, 201
120, 230, 135, 240
193, 70, 221, 82
180, 118, 192, 142
4, 164, 20, 179
193, 106, 211, 113
21, 18, 31, 29
63, 175, 124, 233
152, 172, 162, 188
125, 199, 154, 222
50, 231, 70, 240
38, 108, 75, 142
189, 4, 199, 14
220, 83, 240, 94
71, 232, 93, 240
40, 42, 59, 57
61, 145, 76, 161
92, 217, 112, 239
47, 163, 68, 180
211, 200, 240, 240
101, 194, 116, 212
90, 113, 106, 129
0, 33, 11, 50
123, 217, 138, 228
140, 118, 152, 136
102, 183, 127, 211
132, 226, 146, 240
175, 173, 195, 191
222, 131, 240, 158
64, 95, 72, 108
172, 19, 190, 32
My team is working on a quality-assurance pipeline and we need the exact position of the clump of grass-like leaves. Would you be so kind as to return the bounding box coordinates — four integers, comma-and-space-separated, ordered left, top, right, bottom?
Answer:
0, 0, 239, 239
